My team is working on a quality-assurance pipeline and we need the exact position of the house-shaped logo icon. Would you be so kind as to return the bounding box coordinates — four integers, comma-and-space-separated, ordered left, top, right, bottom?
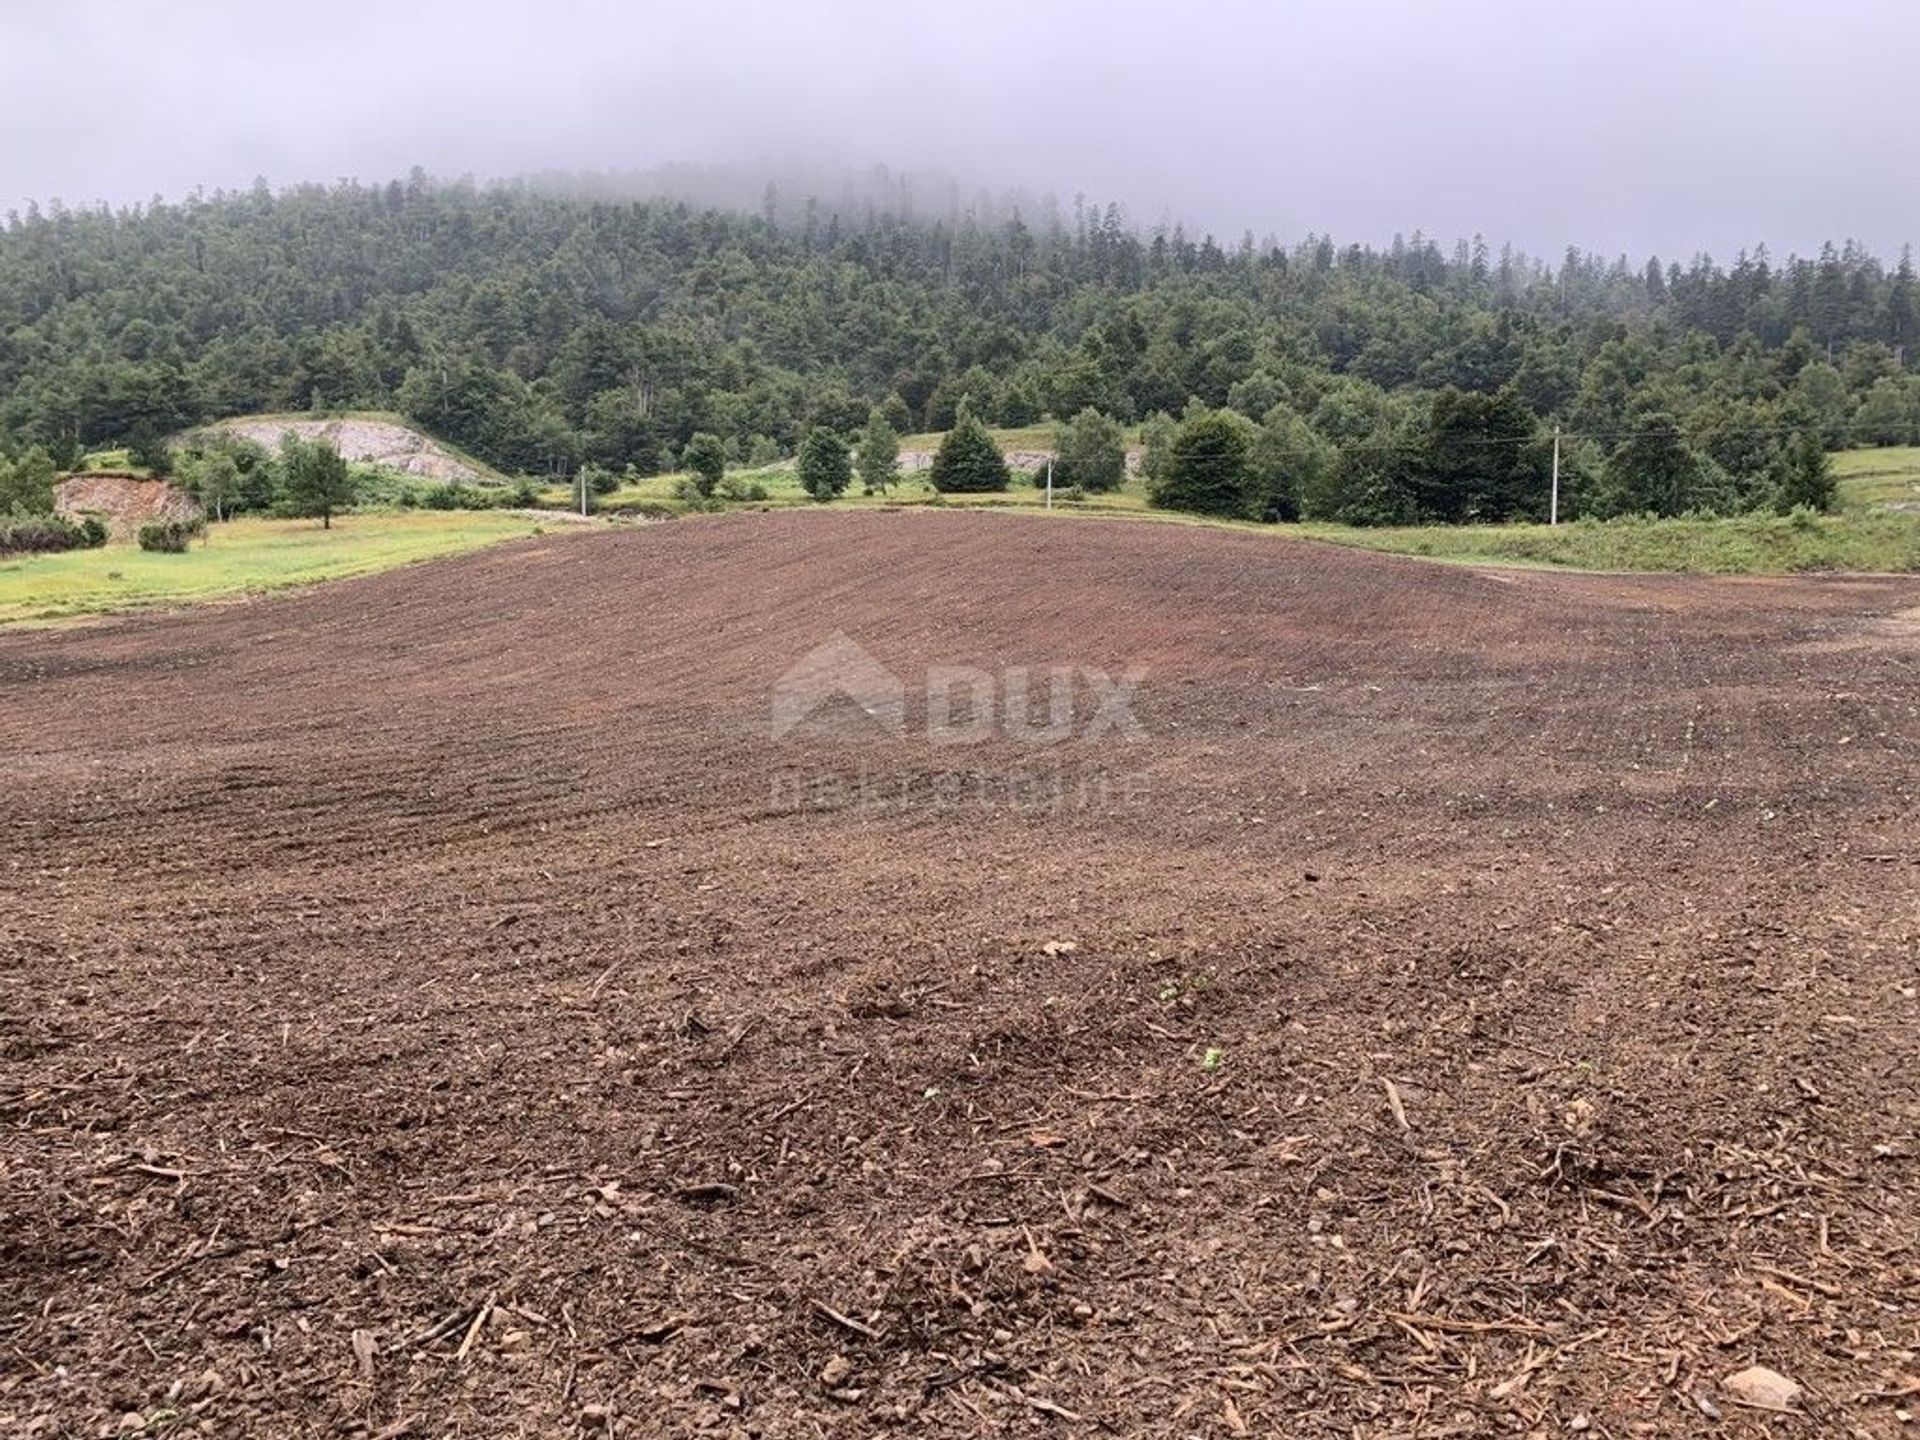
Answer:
770, 632, 907, 739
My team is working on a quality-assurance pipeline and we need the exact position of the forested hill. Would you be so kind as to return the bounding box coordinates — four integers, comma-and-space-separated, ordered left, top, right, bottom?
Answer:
2, 174, 1916, 521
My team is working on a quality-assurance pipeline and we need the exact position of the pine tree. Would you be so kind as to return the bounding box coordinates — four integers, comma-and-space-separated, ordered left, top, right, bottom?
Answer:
1150, 409, 1253, 517
797, 427, 851, 501
1776, 431, 1837, 513
929, 410, 1009, 493
1603, 414, 1708, 517
280, 435, 356, 529
855, 412, 900, 494
1416, 387, 1542, 522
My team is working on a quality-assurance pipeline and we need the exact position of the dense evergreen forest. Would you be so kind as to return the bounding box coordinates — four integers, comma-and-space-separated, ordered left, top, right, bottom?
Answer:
1, 171, 1916, 523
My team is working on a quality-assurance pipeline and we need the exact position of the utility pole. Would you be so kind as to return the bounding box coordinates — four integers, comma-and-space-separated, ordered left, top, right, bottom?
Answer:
1550, 427, 1561, 527
577, 467, 589, 518
1045, 457, 1054, 510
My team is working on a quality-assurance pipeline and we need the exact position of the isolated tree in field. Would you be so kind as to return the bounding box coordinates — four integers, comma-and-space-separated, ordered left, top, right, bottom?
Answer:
855, 411, 900, 494
0, 446, 59, 515
280, 435, 356, 528
1776, 432, 1837, 513
929, 409, 1010, 493
1603, 414, 1708, 517
797, 427, 852, 501
1053, 407, 1126, 492
681, 431, 726, 497
1151, 409, 1253, 517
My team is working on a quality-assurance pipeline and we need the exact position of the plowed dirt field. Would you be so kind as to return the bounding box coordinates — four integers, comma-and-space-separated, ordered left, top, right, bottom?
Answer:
4, 511, 1918, 1437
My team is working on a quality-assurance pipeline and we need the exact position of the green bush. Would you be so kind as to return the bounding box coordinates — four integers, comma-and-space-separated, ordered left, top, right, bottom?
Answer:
137, 517, 207, 553
418, 482, 517, 511
0, 511, 106, 555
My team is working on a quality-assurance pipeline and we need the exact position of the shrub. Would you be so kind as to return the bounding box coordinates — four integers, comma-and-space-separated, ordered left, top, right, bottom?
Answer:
419, 482, 519, 511
672, 474, 718, 508
137, 517, 207, 553
0, 511, 103, 555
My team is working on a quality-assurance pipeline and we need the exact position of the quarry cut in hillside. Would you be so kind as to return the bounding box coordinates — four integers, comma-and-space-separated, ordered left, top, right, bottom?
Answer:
53, 472, 201, 538
203, 416, 490, 484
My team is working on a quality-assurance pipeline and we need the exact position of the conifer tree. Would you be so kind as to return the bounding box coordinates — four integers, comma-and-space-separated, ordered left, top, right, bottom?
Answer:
929, 408, 1009, 493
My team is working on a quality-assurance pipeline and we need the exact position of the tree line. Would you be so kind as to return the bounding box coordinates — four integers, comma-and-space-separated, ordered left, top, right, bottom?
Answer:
0, 172, 1910, 524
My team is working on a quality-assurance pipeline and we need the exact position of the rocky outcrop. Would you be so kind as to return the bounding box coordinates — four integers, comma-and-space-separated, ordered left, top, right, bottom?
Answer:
55, 474, 201, 540
204, 418, 488, 484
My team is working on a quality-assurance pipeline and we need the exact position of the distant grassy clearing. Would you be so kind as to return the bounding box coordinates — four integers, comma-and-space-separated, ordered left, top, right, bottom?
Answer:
1302, 510, 1920, 574
0, 511, 561, 626
1834, 446, 1920, 511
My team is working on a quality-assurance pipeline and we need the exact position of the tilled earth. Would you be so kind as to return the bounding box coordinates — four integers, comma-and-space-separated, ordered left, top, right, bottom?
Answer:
3, 510, 1918, 1438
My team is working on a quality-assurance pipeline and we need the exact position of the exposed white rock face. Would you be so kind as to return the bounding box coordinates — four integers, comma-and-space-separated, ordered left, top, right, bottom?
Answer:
206, 418, 489, 485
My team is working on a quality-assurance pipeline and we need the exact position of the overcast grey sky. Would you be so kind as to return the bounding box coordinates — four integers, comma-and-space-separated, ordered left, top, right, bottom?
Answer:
2, 0, 1914, 262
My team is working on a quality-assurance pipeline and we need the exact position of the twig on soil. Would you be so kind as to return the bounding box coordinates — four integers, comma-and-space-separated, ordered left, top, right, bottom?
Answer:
139, 1232, 250, 1291
1383, 1078, 1410, 1131
454, 1295, 495, 1363
765, 1092, 812, 1123
1751, 1262, 1843, 1298
409, 1304, 481, 1349
811, 1299, 880, 1340
994, 1383, 1083, 1422
1384, 1311, 1553, 1336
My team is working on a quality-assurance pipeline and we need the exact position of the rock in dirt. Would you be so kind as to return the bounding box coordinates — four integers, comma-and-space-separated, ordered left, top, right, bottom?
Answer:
1722, 1365, 1802, 1412
820, 1355, 854, 1389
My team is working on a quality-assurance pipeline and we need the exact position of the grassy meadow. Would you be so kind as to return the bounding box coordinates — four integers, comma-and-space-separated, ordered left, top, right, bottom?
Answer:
1832, 445, 1920, 511
0, 510, 561, 626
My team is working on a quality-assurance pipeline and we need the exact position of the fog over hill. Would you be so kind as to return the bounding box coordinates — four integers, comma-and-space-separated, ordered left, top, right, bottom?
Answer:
3, 0, 1915, 260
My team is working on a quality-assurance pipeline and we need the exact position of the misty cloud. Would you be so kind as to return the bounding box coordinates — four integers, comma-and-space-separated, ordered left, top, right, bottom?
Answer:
2, 0, 1914, 261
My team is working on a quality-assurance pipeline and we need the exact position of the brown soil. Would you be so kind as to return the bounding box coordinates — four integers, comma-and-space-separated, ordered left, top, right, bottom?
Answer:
54, 474, 201, 539
3, 511, 1918, 1438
